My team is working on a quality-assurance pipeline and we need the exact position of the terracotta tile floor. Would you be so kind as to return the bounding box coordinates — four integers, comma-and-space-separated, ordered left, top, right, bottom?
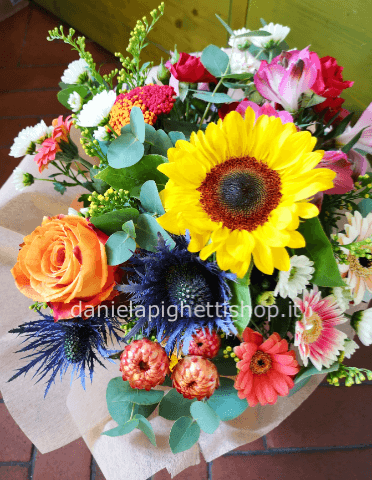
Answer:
1, 2, 372, 480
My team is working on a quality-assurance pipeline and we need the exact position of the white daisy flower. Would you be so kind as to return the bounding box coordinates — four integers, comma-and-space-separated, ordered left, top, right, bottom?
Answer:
10, 120, 52, 157
351, 308, 372, 346
332, 285, 353, 312
68, 91, 83, 112
93, 126, 109, 141
342, 338, 359, 359
61, 58, 92, 85
274, 255, 315, 299
77, 90, 116, 127
250, 23, 290, 49
229, 49, 260, 74
68, 207, 89, 217
12, 167, 34, 191
228, 28, 252, 50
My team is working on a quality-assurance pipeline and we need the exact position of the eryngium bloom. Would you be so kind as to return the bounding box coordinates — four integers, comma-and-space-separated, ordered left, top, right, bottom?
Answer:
117, 235, 237, 354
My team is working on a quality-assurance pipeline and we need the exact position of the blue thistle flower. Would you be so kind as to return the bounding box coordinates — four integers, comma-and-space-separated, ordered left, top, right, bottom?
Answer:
8, 313, 124, 396
117, 235, 237, 354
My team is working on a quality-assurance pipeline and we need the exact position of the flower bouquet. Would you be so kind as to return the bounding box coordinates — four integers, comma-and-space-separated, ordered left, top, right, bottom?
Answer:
4, 3, 372, 477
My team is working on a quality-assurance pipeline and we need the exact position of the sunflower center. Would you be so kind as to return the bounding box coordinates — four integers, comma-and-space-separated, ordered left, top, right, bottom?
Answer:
250, 351, 272, 375
302, 312, 323, 344
198, 156, 282, 232
166, 263, 213, 316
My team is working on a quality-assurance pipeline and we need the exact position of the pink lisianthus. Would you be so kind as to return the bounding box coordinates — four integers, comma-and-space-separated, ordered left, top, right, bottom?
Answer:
336, 102, 372, 154
236, 100, 294, 124
254, 47, 320, 112
34, 138, 61, 173
52, 115, 73, 144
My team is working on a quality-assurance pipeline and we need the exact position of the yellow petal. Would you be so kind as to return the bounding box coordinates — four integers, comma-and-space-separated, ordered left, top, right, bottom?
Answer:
287, 230, 306, 248
252, 237, 274, 275
271, 247, 290, 271
295, 202, 319, 219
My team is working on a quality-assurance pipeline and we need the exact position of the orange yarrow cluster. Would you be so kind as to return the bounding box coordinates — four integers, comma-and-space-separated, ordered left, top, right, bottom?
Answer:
109, 84, 176, 135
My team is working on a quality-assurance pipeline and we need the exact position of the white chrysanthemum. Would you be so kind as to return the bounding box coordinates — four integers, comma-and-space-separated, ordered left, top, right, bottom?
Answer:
77, 90, 116, 127
93, 126, 109, 141
229, 49, 260, 74
351, 308, 372, 346
12, 167, 34, 191
10, 120, 52, 157
332, 285, 353, 312
250, 23, 290, 49
274, 255, 314, 299
68, 207, 89, 217
336, 211, 372, 305
68, 91, 83, 112
61, 59, 92, 85
228, 28, 252, 50
342, 338, 359, 359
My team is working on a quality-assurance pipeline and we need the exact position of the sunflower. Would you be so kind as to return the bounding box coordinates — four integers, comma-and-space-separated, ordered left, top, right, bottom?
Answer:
157, 109, 335, 277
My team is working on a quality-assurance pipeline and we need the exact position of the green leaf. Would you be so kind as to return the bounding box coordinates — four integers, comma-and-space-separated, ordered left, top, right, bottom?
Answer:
94, 155, 168, 194
341, 127, 368, 154
150, 129, 173, 157
144, 123, 158, 145
357, 198, 372, 217
169, 417, 200, 454
53, 182, 66, 195
190, 401, 220, 434
159, 389, 195, 421
168, 131, 186, 146
112, 381, 164, 405
294, 363, 340, 384
105, 231, 136, 265
122, 220, 136, 238
98, 140, 110, 155
229, 270, 252, 335
102, 418, 139, 437
222, 81, 251, 89
136, 213, 176, 252
163, 119, 205, 139
90, 167, 109, 194
287, 377, 312, 397
234, 30, 271, 38
269, 296, 296, 338
297, 217, 345, 287
137, 403, 158, 419
106, 377, 137, 424
90, 208, 139, 236
212, 353, 238, 376
222, 72, 254, 80
215, 14, 234, 35
201, 45, 230, 77
179, 82, 189, 102
140, 180, 165, 215
107, 132, 145, 169
193, 92, 234, 104
248, 44, 269, 61
133, 414, 157, 446
130, 106, 145, 143
207, 377, 248, 420
260, 18, 267, 26
57, 85, 88, 109
301, 93, 327, 108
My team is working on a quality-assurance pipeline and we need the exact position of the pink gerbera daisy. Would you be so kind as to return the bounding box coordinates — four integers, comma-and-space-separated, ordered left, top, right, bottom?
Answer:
294, 287, 347, 370
34, 137, 61, 172
234, 328, 300, 407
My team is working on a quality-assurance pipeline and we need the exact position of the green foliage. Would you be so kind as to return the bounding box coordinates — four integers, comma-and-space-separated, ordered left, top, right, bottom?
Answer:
357, 198, 372, 217
105, 231, 136, 265
341, 127, 368, 154
168, 131, 186, 146
53, 182, 66, 195
294, 363, 340, 384
159, 389, 195, 421
140, 180, 165, 215
136, 213, 176, 251
107, 132, 145, 169
212, 353, 238, 376
201, 44, 230, 77
149, 129, 173, 157
269, 296, 297, 338
287, 377, 312, 397
207, 377, 248, 420
169, 417, 200, 454
190, 401, 220, 434
102, 418, 140, 437
90, 208, 139, 235
193, 92, 234, 104
297, 217, 345, 287
108, 378, 164, 405
133, 414, 157, 446
229, 270, 252, 335
130, 106, 145, 143
57, 85, 89, 109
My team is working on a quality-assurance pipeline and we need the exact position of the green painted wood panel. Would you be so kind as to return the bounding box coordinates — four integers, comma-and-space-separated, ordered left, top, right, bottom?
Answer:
246, 0, 372, 116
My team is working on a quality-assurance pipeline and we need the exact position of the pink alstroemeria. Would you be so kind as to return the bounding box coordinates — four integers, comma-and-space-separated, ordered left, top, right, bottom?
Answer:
347, 149, 368, 181
254, 47, 320, 112
236, 100, 294, 124
336, 102, 372, 154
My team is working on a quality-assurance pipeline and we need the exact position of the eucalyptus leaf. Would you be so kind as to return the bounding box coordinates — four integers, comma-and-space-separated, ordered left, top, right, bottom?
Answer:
179, 82, 189, 102
357, 198, 372, 217
90, 208, 139, 236
107, 132, 145, 169
90, 167, 109, 194
207, 377, 248, 420
169, 417, 200, 454
168, 131, 186, 146
201, 44, 230, 77
193, 92, 234, 104
159, 389, 195, 421
222, 72, 254, 80
190, 401, 220, 434
140, 180, 165, 215
57, 85, 88, 109
215, 14, 234, 35
130, 106, 145, 143
294, 363, 340, 384
287, 376, 312, 397
122, 220, 136, 238
222, 81, 252, 89
150, 129, 173, 157
112, 381, 164, 405
144, 123, 159, 146
98, 140, 110, 156
163, 119, 205, 139
133, 414, 157, 446
105, 231, 136, 265
102, 418, 139, 437
106, 377, 137, 424
234, 30, 271, 38
53, 182, 66, 195
136, 213, 176, 252
229, 270, 252, 335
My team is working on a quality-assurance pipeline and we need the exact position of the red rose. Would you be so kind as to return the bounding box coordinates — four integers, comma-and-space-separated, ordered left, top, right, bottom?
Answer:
311, 56, 353, 122
169, 52, 217, 84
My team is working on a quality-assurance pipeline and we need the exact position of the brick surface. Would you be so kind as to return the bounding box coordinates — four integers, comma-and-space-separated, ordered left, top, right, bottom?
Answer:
153, 456, 208, 480
0, 89, 68, 117
266, 385, 372, 449
347, 338, 372, 371
0, 465, 29, 480
33, 438, 92, 480
212, 449, 372, 480
230, 437, 266, 453
0, 65, 66, 93
0, 8, 29, 68
0, 404, 33, 462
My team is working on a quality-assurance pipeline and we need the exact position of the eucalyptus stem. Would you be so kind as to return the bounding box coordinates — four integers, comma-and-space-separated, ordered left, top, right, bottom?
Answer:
198, 77, 224, 129
130, 402, 136, 420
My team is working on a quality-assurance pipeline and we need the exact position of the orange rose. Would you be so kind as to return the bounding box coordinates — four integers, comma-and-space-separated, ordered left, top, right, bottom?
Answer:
11, 215, 119, 320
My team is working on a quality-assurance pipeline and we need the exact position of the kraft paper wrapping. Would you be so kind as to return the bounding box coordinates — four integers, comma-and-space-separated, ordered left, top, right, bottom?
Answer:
0, 153, 354, 479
